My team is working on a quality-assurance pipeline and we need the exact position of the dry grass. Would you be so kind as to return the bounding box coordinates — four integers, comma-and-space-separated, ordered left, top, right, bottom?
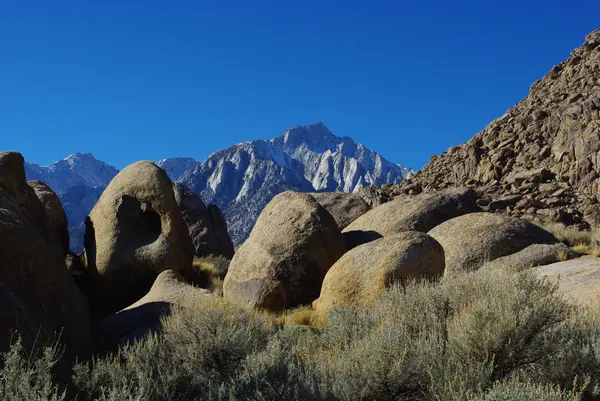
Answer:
191, 255, 230, 295
276, 305, 316, 327
541, 222, 600, 256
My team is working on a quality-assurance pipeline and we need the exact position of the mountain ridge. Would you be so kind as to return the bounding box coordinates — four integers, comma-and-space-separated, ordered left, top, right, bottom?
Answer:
25, 123, 412, 248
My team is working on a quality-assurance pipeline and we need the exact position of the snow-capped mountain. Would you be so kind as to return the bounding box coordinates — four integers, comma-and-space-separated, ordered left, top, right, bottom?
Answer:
25, 153, 119, 251
25, 153, 119, 194
158, 122, 412, 243
25, 123, 413, 250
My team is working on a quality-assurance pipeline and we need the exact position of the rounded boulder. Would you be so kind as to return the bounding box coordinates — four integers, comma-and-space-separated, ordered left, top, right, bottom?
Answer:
223, 191, 346, 311
314, 231, 445, 320
343, 187, 479, 247
84, 161, 194, 315
428, 212, 559, 276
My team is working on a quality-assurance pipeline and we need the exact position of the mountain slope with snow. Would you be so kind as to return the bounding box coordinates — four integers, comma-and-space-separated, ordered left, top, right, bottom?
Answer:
158, 122, 412, 243
25, 153, 119, 251
25, 123, 412, 250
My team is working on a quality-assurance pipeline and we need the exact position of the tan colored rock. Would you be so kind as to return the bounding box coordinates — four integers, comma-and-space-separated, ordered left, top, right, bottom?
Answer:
100, 270, 211, 346
481, 243, 575, 271
309, 192, 371, 230
535, 257, 600, 306
428, 213, 559, 276
173, 182, 234, 259
0, 152, 91, 369
84, 161, 194, 315
315, 232, 445, 320
223, 191, 346, 311
28, 180, 70, 256
343, 187, 479, 244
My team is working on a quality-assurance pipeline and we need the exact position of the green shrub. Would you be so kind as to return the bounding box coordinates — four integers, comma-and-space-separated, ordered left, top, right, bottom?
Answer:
8, 266, 600, 400
0, 338, 65, 401
73, 298, 274, 400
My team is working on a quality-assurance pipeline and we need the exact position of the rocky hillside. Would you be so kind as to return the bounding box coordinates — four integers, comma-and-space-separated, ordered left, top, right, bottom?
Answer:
376, 29, 600, 230
159, 122, 413, 243
25, 123, 412, 249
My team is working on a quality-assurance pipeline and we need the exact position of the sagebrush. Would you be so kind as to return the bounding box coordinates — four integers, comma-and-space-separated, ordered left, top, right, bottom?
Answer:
3, 268, 600, 400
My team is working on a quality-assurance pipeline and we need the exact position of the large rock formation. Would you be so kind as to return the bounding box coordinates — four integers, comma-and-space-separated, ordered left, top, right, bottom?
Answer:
172, 182, 235, 259
223, 191, 346, 311
0, 152, 91, 368
314, 231, 445, 320
428, 213, 559, 276
84, 161, 194, 315
28, 180, 70, 256
377, 29, 600, 230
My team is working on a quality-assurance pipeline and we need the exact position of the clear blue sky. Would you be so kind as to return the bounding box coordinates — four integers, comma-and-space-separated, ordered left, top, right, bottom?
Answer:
1, 1, 598, 170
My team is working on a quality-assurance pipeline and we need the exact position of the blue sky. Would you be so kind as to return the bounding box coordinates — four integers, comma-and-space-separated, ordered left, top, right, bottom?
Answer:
1, 1, 598, 170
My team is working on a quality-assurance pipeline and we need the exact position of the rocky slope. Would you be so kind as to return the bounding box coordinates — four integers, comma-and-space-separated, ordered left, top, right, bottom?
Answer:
376, 28, 600, 229
158, 122, 412, 243
25, 123, 412, 249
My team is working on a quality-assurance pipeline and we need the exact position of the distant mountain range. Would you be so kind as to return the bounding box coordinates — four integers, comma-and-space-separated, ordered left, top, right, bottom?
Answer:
24, 123, 413, 250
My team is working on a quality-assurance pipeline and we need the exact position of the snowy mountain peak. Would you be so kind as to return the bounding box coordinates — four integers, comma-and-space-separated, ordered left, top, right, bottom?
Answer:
169, 123, 413, 243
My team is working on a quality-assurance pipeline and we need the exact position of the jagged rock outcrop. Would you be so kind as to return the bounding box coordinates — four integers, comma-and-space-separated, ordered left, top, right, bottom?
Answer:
223, 191, 346, 311
0, 152, 91, 370
428, 213, 559, 276
173, 183, 235, 259
84, 161, 194, 316
379, 29, 600, 230
314, 231, 445, 321
28, 180, 70, 256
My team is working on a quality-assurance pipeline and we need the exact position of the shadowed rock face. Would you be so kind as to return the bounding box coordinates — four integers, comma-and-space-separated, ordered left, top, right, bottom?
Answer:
379, 29, 600, 230
309, 192, 371, 230
84, 161, 194, 316
223, 191, 346, 311
100, 270, 211, 349
28, 180, 70, 256
172, 182, 234, 259
0, 152, 91, 374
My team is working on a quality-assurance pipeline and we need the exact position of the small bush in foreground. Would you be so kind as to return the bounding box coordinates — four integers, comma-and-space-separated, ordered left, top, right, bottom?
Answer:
0, 338, 65, 401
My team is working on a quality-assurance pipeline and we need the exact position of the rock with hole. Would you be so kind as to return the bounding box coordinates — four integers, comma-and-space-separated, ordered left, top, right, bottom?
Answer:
84, 161, 194, 315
